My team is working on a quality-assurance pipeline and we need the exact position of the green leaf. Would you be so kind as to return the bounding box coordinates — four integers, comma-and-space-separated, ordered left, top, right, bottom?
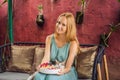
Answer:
109, 23, 120, 32
0, 0, 8, 7
38, 4, 43, 10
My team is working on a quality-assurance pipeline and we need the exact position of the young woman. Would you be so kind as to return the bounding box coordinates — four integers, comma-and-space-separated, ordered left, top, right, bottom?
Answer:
34, 12, 79, 80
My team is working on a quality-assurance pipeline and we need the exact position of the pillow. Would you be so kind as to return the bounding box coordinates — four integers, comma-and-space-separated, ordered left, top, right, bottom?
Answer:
8, 45, 39, 73
31, 47, 44, 73
76, 46, 98, 79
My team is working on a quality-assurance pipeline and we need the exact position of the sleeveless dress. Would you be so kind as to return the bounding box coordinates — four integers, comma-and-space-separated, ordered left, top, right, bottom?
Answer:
34, 36, 78, 80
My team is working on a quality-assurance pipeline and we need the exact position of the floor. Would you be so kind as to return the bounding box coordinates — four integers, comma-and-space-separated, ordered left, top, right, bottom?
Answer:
0, 72, 29, 80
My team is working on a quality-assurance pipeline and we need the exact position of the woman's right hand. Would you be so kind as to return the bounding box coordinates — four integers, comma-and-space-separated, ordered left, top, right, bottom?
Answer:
36, 65, 41, 71
36, 62, 50, 71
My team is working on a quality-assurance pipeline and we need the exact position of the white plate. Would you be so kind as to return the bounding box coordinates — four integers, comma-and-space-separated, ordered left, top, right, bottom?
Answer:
39, 68, 60, 74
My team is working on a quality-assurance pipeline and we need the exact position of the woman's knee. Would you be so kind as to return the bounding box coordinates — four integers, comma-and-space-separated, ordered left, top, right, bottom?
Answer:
34, 73, 46, 80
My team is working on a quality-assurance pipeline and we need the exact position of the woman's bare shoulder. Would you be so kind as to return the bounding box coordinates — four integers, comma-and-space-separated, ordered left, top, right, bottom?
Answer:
46, 34, 53, 39
70, 40, 77, 46
45, 34, 54, 43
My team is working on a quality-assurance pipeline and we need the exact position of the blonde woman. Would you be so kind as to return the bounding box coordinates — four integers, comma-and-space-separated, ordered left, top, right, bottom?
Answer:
34, 12, 79, 80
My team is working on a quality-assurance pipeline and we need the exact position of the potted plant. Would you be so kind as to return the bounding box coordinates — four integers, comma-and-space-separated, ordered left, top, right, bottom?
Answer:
76, 0, 90, 24
100, 23, 120, 47
36, 4, 45, 27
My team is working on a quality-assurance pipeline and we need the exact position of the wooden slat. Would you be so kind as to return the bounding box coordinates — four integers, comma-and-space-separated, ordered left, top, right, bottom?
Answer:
103, 55, 109, 80
97, 63, 102, 80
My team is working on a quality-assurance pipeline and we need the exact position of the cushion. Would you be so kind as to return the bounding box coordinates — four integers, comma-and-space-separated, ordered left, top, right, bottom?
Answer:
31, 47, 45, 73
8, 45, 39, 73
76, 46, 98, 79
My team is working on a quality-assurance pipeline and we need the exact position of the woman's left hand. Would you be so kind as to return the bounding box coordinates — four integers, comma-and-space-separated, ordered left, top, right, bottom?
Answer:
57, 68, 70, 75
57, 68, 65, 75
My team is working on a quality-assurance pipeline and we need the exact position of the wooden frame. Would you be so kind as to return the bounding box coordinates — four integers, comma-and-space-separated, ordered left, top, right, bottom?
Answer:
97, 54, 109, 80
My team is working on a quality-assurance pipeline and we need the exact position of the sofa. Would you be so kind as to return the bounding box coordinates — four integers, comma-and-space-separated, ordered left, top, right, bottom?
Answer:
0, 42, 108, 80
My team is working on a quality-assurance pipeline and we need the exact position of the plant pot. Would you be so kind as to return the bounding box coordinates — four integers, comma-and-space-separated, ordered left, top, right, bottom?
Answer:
36, 15, 45, 27
76, 11, 84, 24
99, 34, 109, 47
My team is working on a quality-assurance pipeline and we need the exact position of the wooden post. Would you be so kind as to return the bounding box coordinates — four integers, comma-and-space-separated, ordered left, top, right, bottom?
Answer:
103, 54, 109, 80
97, 63, 102, 80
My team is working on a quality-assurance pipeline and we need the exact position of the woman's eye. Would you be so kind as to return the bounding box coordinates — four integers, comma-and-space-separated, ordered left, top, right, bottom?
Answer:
58, 22, 61, 24
57, 21, 61, 24
57, 21, 66, 26
62, 24, 66, 26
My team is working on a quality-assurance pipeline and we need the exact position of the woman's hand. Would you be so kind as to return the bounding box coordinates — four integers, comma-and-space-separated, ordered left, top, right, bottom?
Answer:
36, 62, 50, 71
36, 65, 41, 71
57, 68, 70, 75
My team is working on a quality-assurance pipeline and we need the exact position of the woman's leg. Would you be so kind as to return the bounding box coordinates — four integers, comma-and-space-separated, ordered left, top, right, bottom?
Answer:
34, 72, 46, 80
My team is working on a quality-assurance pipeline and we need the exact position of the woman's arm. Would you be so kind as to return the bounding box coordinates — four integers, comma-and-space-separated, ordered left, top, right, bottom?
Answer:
58, 41, 78, 75
37, 35, 52, 70
41, 35, 51, 63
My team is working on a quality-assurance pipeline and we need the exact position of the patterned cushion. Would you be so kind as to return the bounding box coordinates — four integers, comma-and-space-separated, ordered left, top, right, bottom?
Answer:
76, 46, 98, 79
8, 45, 39, 73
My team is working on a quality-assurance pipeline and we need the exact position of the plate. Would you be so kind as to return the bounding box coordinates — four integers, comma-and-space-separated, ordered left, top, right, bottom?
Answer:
38, 62, 64, 74
39, 68, 60, 74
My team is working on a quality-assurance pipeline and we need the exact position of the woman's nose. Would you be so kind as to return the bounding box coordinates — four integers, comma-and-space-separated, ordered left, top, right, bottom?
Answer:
58, 24, 62, 29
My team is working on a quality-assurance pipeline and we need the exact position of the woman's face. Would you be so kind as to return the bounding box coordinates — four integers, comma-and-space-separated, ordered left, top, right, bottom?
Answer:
56, 16, 67, 35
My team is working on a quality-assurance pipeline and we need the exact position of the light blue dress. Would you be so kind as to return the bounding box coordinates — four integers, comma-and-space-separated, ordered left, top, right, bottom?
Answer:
34, 36, 78, 80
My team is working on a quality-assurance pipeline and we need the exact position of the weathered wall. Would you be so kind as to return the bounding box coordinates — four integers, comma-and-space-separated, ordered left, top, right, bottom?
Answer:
0, 0, 120, 79
0, 0, 8, 45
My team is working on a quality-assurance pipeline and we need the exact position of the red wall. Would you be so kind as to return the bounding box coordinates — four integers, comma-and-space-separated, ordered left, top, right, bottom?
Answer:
0, 0, 120, 79
0, 0, 8, 45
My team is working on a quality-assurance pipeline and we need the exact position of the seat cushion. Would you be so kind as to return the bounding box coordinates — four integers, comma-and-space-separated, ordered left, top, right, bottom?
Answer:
76, 46, 98, 79
0, 72, 29, 80
34, 47, 44, 67
31, 47, 44, 73
8, 45, 39, 73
